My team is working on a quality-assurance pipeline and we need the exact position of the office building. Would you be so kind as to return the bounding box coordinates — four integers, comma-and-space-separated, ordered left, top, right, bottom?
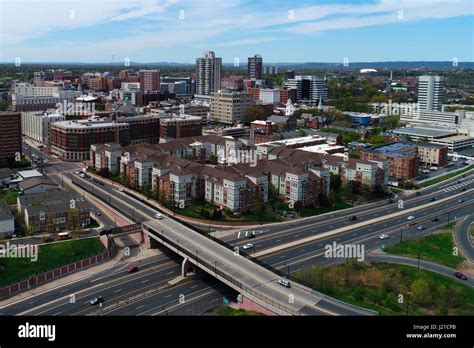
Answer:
248, 54, 263, 80
285, 76, 328, 104
259, 89, 280, 105
418, 75, 444, 111
210, 90, 254, 124
196, 51, 222, 96
159, 114, 203, 142
21, 112, 65, 145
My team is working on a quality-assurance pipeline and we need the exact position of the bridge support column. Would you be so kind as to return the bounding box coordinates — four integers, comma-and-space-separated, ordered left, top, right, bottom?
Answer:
181, 257, 194, 277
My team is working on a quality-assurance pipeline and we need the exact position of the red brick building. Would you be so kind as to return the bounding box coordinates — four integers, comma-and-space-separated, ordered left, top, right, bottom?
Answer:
0, 112, 21, 167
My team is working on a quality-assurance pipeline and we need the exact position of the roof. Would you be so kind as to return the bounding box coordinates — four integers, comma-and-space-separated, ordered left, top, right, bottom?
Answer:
0, 200, 14, 221
19, 177, 57, 191
18, 190, 74, 206
0, 168, 12, 179
25, 200, 89, 216
18, 169, 43, 179
392, 127, 456, 138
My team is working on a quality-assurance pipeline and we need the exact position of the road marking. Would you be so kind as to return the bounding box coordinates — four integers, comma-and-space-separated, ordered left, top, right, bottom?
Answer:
114, 289, 122, 293
275, 239, 281, 243
165, 294, 172, 299
166, 271, 174, 275
52, 312, 61, 316
136, 305, 144, 310
279, 254, 286, 259
141, 279, 149, 284
60, 289, 69, 293
191, 284, 199, 289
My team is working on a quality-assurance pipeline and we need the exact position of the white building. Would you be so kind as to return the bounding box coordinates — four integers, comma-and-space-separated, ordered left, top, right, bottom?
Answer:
196, 51, 222, 96
0, 200, 15, 237
21, 112, 65, 145
285, 76, 328, 104
259, 88, 280, 104
418, 75, 444, 111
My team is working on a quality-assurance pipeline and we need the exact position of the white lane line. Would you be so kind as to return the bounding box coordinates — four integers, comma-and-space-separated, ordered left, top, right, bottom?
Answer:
114, 289, 122, 293
166, 271, 174, 275
141, 279, 149, 284
136, 305, 144, 310
60, 288, 69, 293
191, 284, 199, 289
275, 239, 281, 243
52, 312, 62, 316
165, 294, 172, 299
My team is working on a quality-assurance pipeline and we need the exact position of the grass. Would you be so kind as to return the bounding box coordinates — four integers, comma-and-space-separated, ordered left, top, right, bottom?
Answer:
293, 261, 474, 316
418, 165, 474, 188
0, 188, 20, 205
0, 237, 105, 287
215, 306, 264, 316
300, 200, 350, 217
385, 230, 466, 269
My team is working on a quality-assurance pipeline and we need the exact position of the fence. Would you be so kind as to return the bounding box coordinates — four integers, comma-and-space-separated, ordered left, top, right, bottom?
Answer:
0, 244, 115, 300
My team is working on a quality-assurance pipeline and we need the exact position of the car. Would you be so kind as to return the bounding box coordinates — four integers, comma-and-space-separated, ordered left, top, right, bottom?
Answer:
458, 199, 464, 203
80, 197, 85, 202
155, 213, 163, 219
278, 279, 291, 288
43, 237, 54, 243
417, 225, 426, 231
85, 174, 91, 179
407, 216, 416, 220
96, 210, 102, 216
99, 181, 104, 185
118, 188, 124, 192
74, 171, 80, 175
379, 234, 389, 240
461, 174, 466, 178
456, 180, 461, 184
242, 243, 253, 250
349, 215, 357, 221
79, 173, 86, 178
460, 187, 466, 191
89, 296, 105, 306
430, 197, 436, 202
453, 272, 467, 280
431, 216, 439, 222
388, 198, 394, 204
415, 191, 421, 196
246, 233, 256, 239
127, 266, 139, 273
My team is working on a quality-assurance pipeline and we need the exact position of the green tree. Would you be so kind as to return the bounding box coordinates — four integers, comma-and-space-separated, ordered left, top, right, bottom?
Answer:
330, 173, 342, 192
410, 278, 432, 305
242, 106, 266, 124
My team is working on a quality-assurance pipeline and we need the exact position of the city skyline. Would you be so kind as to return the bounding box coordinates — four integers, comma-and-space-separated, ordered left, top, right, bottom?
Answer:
1, 0, 473, 64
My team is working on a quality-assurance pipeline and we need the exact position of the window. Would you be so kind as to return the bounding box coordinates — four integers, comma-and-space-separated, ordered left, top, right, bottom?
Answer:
39, 212, 46, 221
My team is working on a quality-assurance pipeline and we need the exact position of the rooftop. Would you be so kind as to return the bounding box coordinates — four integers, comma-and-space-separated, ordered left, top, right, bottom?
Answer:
392, 127, 456, 138
0, 200, 14, 221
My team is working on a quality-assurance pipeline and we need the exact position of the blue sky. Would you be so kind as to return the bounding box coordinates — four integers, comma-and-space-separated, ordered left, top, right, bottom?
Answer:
1, 0, 473, 63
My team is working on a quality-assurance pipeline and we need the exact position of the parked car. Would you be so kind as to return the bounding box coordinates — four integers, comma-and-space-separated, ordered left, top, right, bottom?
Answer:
453, 272, 467, 280
96, 210, 102, 216
99, 181, 104, 185
379, 234, 389, 240
243, 243, 253, 250
155, 213, 163, 219
89, 296, 105, 306
407, 216, 416, 220
127, 266, 139, 273
278, 279, 291, 288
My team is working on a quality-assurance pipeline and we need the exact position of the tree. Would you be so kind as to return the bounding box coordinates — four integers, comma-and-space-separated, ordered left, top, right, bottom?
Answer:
410, 278, 432, 305
330, 173, 342, 192
293, 200, 303, 213
242, 106, 266, 124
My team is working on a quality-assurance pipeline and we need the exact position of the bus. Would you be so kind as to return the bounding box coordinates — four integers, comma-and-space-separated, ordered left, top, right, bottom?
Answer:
58, 232, 71, 241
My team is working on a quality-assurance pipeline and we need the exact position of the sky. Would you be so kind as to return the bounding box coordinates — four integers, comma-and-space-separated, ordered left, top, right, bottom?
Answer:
0, 0, 473, 63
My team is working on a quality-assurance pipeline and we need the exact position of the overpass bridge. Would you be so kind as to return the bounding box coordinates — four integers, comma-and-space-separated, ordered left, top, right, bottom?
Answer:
142, 219, 376, 316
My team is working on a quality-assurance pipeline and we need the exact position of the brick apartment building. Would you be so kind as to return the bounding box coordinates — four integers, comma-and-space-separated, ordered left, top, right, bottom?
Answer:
159, 115, 202, 142
0, 112, 22, 167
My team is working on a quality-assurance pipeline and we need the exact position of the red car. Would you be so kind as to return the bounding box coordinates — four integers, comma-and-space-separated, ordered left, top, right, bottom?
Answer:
453, 272, 467, 280
127, 266, 139, 273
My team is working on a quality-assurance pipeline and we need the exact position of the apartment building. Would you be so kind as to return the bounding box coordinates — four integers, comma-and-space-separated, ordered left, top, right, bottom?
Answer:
24, 201, 90, 233
21, 111, 65, 145
0, 112, 22, 167
90, 143, 123, 175
159, 114, 202, 142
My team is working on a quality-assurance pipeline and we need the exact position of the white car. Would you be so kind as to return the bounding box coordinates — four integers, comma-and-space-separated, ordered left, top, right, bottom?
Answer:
242, 243, 253, 250
407, 216, 416, 220
278, 279, 291, 288
379, 234, 389, 240
417, 225, 426, 231
155, 213, 164, 220
118, 188, 124, 192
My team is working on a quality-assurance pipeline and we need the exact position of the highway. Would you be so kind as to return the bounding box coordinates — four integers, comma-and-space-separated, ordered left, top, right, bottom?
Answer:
454, 215, 474, 262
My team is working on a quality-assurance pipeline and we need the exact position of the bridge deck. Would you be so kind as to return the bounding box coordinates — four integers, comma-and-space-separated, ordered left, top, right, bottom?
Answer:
142, 219, 375, 316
